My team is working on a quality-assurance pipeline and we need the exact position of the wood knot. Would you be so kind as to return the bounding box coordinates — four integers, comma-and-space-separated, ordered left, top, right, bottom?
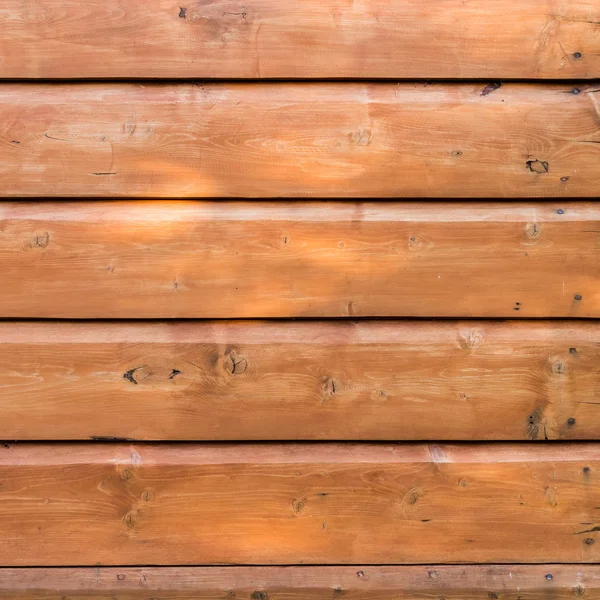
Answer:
544, 486, 558, 506
349, 129, 371, 146
526, 159, 549, 174
481, 82, 502, 96
552, 361, 567, 375
547, 357, 568, 375
292, 498, 305, 515
527, 408, 547, 440
525, 222, 541, 241
460, 330, 483, 350
123, 511, 136, 529
322, 377, 337, 404
31, 232, 50, 248
225, 352, 247, 375
121, 469, 133, 481
403, 487, 424, 505
251, 592, 268, 600
123, 367, 142, 384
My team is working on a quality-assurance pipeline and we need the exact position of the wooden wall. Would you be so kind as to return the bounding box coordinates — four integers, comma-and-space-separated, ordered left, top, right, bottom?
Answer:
0, 0, 599, 597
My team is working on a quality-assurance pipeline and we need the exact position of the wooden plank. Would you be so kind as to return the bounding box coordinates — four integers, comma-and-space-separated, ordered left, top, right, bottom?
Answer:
0, 443, 599, 565
1, 83, 599, 198
1, 566, 599, 599
1, 320, 599, 441
0, 0, 598, 79
1, 201, 599, 318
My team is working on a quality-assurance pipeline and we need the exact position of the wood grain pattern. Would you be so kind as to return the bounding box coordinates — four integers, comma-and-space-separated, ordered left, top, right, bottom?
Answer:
0, 443, 599, 565
0, 0, 598, 79
1, 566, 599, 599
1, 320, 599, 441
1, 84, 600, 198
1, 201, 599, 318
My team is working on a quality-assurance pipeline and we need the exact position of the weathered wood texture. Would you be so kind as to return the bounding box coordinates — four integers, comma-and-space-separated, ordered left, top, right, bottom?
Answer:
1, 321, 599, 441
1, 84, 599, 198
0, 443, 599, 565
1, 566, 599, 599
0, 0, 598, 79
1, 201, 599, 318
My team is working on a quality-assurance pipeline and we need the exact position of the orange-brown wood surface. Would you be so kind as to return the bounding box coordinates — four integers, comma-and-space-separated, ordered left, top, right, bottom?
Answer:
0, 0, 598, 79
1, 566, 599, 599
1, 84, 599, 198
1, 201, 599, 318
1, 320, 599, 441
0, 443, 599, 565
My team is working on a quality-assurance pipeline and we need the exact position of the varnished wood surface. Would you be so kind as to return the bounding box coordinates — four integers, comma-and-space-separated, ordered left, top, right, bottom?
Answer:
1, 566, 599, 599
0, 0, 598, 79
1, 201, 599, 318
0, 443, 598, 565
1, 320, 599, 441
1, 84, 599, 198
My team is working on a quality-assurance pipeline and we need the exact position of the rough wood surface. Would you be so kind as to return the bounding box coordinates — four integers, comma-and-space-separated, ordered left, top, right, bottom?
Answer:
0, 443, 598, 565
1, 201, 599, 318
1, 566, 599, 599
1, 321, 599, 441
0, 0, 598, 79
1, 84, 599, 198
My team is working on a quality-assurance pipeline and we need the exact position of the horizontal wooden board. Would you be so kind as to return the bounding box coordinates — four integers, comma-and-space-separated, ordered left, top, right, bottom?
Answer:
1, 566, 599, 599
1, 84, 600, 198
0, 443, 599, 565
1, 201, 599, 318
0, 0, 598, 79
1, 321, 599, 441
